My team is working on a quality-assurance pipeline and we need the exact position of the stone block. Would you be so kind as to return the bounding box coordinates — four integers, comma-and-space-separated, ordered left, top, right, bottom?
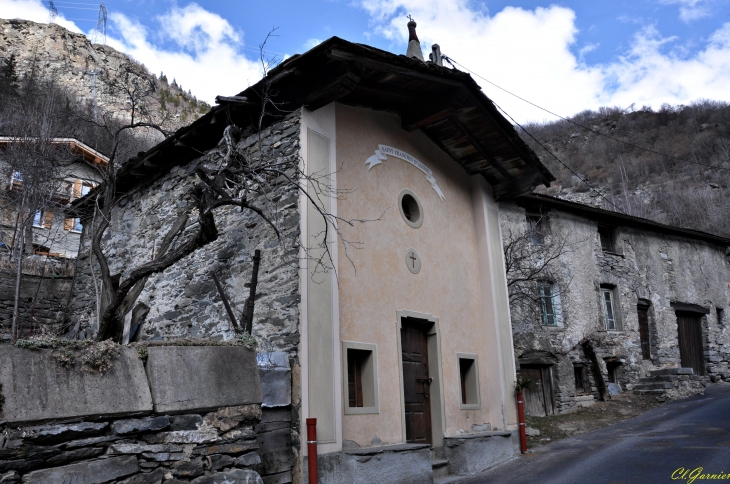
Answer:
258, 428, 292, 475
191, 469, 263, 484
258, 352, 292, 408
235, 452, 262, 467
0, 346, 152, 424
117, 468, 165, 484
113, 416, 170, 435
311, 444, 431, 484
443, 432, 516, 476
170, 414, 204, 431
262, 471, 292, 484
9, 422, 108, 444
145, 346, 262, 413
21, 456, 139, 483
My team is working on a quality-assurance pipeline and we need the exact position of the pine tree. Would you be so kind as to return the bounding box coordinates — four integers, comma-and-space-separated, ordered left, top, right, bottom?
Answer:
0, 54, 19, 95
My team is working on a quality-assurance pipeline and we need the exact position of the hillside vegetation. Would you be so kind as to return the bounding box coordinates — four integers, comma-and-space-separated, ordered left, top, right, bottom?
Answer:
0, 19, 210, 130
520, 101, 730, 238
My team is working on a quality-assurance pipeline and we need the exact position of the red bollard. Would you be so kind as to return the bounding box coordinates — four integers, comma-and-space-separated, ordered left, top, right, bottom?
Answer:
517, 390, 527, 453
306, 418, 318, 484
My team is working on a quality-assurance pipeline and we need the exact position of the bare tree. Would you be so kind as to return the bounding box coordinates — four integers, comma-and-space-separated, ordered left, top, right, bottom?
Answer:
502, 214, 583, 327
79, 41, 373, 343
0, 73, 79, 341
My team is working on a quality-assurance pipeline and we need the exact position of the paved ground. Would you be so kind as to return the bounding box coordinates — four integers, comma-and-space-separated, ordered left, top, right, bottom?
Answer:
456, 383, 730, 484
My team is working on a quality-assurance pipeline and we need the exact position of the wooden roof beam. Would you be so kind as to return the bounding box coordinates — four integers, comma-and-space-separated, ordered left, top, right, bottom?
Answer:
328, 48, 463, 87
447, 115, 511, 179
304, 71, 361, 111
401, 90, 467, 132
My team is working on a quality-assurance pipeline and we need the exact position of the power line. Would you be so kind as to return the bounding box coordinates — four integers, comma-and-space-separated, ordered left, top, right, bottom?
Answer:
492, 100, 628, 215
442, 55, 730, 172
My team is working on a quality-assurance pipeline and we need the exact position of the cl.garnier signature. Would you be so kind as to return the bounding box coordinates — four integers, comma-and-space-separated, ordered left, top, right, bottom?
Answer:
672, 467, 730, 483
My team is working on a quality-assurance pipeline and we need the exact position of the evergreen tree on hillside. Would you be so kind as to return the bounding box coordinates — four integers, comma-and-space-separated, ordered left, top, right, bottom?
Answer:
0, 54, 19, 96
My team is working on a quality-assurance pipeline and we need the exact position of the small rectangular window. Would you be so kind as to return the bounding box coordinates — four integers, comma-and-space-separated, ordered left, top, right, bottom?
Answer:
637, 302, 651, 359
538, 282, 556, 326
33, 210, 53, 229
598, 226, 614, 252
718, 308, 726, 326
574, 365, 589, 394
457, 353, 480, 409
526, 214, 544, 245
343, 341, 379, 414
65, 217, 83, 233
602, 288, 618, 330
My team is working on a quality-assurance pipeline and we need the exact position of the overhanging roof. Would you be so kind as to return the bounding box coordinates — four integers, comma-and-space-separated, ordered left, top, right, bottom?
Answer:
516, 193, 730, 247
99, 37, 556, 203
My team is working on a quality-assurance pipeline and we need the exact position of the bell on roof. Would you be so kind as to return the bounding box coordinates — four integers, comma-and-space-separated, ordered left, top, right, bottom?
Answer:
406, 16, 424, 62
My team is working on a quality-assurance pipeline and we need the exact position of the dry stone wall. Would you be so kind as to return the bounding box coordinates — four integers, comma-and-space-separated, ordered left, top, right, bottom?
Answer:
69, 110, 302, 356
0, 344, 291, 483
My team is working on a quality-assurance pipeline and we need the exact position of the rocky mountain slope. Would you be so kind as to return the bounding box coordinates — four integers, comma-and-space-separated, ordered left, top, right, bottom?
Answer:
521, 101, 730, 237
0, 18, 209, 130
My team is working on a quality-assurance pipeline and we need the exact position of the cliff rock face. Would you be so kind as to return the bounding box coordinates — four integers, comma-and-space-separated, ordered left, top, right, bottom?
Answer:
0, 18, 209, 128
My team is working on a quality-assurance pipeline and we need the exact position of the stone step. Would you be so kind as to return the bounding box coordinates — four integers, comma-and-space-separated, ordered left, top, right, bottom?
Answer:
633, 382, 673, 390
649, 368, 693, 377
432, 458, 450, 479
638, 375, 676, 384
633, 389, 666, 395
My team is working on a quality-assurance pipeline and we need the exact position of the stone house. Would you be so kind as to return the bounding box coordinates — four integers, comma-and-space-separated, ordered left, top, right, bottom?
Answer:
68, 25, 557, 483
500, 193, 730, 416
0, 137, 105, 339
0, 137, 106, 259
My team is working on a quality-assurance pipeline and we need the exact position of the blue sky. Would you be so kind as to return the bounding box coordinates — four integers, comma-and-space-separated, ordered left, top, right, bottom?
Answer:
3, 0, 730, 122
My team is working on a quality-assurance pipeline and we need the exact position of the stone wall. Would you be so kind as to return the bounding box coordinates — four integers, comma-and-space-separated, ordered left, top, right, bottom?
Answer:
69, 110, 301, 352
0, 257, 74, 340
67, 110, 302, 482
0, 344, 292, 483
500, 200, 730, 413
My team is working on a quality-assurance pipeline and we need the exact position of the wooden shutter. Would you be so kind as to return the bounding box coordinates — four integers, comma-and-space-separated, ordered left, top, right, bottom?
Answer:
42, 210, 53, 229
72, 180, 82, 198
64, 217, 73, 231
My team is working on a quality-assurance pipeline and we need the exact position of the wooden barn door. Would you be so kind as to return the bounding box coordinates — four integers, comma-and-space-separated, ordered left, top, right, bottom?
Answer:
401, 322, 432, 445
520, 365, 555, 417
677, 313, 705, 376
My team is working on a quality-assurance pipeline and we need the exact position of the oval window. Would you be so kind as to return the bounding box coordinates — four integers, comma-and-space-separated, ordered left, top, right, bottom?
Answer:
398, 189, 423, 228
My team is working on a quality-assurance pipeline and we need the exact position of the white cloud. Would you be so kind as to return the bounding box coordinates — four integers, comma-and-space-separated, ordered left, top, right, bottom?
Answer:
0, 0, 81, 32
658, 0, 711, 22
105, 4, 263, 102
304, 38, 323, 50
357, 0, 730, 122
1, 0, 264, 103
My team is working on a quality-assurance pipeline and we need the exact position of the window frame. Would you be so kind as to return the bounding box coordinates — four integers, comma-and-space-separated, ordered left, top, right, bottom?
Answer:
526, 213, 545, 245
601, 286, 621, 331
342, 341, 380, 415
456, 353, 481, 410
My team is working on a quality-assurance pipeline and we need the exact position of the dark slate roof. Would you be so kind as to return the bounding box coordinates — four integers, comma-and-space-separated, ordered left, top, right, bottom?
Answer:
103, 37, 555, 202
516, 193, 730, 246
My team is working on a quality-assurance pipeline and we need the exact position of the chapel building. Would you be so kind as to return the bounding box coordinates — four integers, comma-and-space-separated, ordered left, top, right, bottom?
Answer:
69, 23, 554, 482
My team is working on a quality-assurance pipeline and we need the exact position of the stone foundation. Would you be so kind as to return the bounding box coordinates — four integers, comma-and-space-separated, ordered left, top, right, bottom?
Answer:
0, 344, 293, 483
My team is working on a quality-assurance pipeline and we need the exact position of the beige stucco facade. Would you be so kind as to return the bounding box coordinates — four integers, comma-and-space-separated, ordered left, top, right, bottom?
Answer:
300, 103, 517, 456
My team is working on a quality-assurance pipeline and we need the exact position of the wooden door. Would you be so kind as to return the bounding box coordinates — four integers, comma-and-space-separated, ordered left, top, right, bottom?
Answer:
677, 313, 705, 376
520, 365, 555, 417
637, 306, 651, 360
401, 322, 432, 445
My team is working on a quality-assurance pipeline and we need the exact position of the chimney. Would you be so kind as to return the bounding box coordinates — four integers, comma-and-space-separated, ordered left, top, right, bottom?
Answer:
429, 44, 442, 66
406, 18, 424, 61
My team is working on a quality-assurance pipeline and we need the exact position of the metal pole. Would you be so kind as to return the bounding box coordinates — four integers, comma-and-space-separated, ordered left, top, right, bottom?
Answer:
517, 390, 527, 453
306, 418, 318, 484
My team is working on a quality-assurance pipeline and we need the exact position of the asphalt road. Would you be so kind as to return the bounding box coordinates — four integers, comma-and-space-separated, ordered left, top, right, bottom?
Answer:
460, 383, 730, 484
